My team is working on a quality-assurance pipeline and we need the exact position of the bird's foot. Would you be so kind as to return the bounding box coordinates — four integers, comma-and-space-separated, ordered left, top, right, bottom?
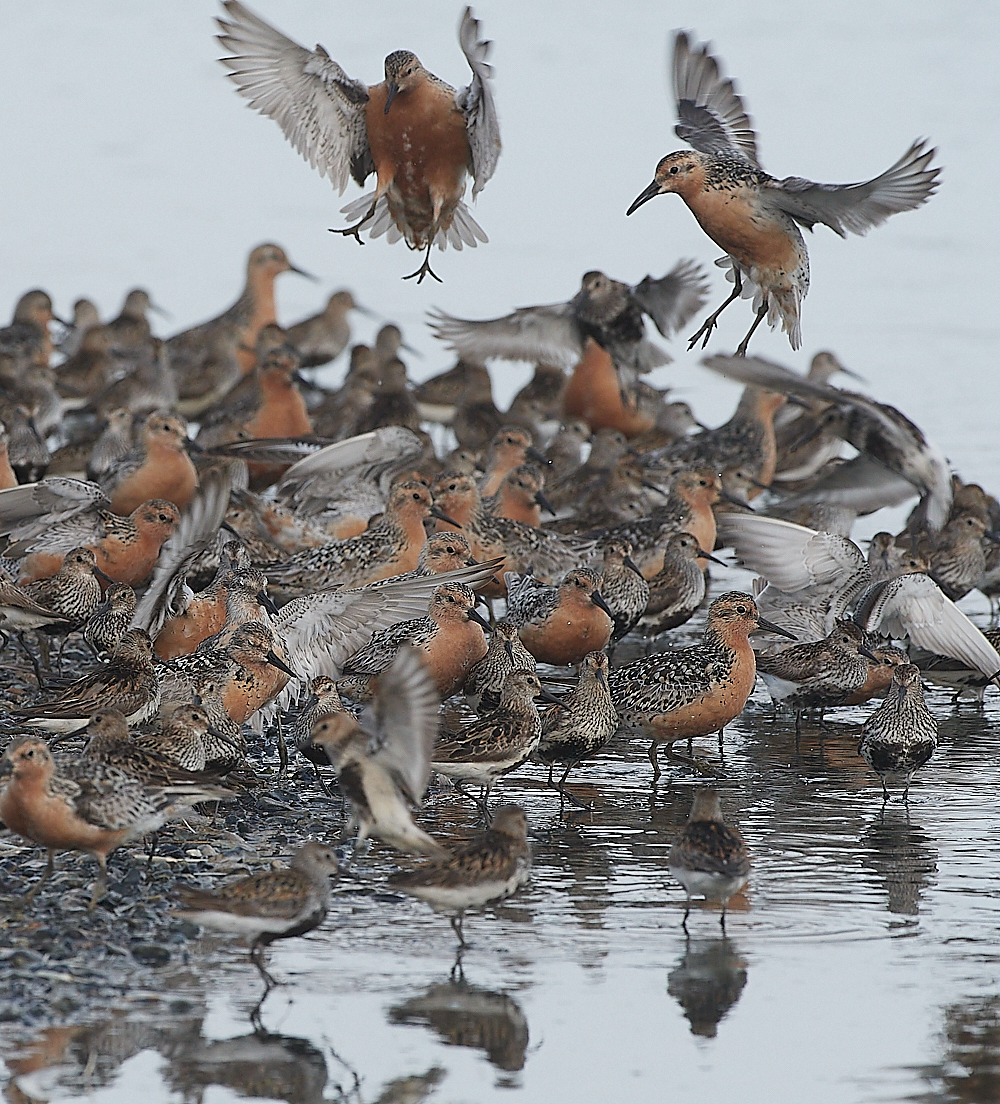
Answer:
401, 252, 443, 284
329, 222, 367, 245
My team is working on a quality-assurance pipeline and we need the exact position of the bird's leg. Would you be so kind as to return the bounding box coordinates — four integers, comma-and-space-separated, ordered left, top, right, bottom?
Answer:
687, 269, 743, 351
555, 763, 590, 811
274, 716, 289, 780
56, 634, 70, 672
881, 778, 890, 804
88, 854, 109, 911
718, 727, 725, 750
720, 902, 728, 932
329, 197, 378, 244
145, 832, 159, 871
450, 944, 466, 982
479, 785, 493, 826
681, 896, 691, 932
735, 300, 770, 357
648, 740, 661, 782
19, 633, 44, 688
35, 631, 51, 672
250, 940, 280, 990
402, 240, 443, 285
24, 850, 55, 904
450, 912, 468, 948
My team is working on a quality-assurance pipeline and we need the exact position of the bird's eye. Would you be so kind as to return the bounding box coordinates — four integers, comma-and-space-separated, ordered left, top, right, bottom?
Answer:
669, 166, 680, 175
737, 605, 748, 616
412, 493, 420, 500
159, 514, 170, 522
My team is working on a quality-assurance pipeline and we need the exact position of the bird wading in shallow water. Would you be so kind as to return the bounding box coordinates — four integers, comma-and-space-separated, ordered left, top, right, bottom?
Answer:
627, 32, 940, 355
217, 2, 500, 284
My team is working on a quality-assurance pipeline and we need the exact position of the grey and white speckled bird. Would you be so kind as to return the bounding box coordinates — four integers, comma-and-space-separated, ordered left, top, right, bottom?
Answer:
755, 620, 877, 725
627, 31, 939, 356
310, 645, 445, 857
176, 841, 340, 986
464, 619, 536, 713
636, 532, 721, 641
858, 664, 937, 801
598, 539, 651, 650
668, 788, 750, 930
388, 804, 530, 946
536, 651, 619, 807
287, 290, 369, 367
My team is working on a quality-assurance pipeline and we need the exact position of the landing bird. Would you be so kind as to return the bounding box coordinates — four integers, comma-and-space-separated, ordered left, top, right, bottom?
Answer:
627, 31, 940, 356
217, 2, 500, 284
309, 644, 445, 857
702, 354, 953, 529
429, 261, 709, 399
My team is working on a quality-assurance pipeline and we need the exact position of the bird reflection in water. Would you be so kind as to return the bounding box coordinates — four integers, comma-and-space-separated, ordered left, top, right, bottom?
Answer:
165, 1030, 331, 1104
164, 1026, 445, 1104
912, 995, 1000, 1103
390, 970, 530, 1080
860, 809, 937, 917
667, 935, 748, 1038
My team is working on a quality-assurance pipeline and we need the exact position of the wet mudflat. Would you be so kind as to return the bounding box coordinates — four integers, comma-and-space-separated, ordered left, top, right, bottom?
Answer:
4, 570, 1000, 1104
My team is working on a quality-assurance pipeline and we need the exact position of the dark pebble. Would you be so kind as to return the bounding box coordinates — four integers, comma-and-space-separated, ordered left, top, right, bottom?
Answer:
131, 943, 171, 967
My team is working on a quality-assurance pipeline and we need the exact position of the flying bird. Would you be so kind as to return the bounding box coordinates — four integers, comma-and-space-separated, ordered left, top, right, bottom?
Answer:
627, 31, 940, 355
217, 2, 500, 283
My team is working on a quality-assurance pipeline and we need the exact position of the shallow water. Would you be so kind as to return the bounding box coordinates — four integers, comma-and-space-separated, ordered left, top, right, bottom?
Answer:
6, 574, 1000, 1104
3, 1, 1000, 1101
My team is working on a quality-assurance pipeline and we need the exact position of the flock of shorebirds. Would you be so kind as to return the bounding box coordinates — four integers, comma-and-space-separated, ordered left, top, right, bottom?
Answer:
1, 4, 988, 999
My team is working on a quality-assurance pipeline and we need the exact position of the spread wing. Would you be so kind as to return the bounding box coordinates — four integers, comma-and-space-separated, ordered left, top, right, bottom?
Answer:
0, 478, 107, 546
275, 427, 424, 512
133, 465, 234, 634
216, 0, 373, 193
454, 7, 501, 197
364, 644, 440, 806
672, 31, 759, 166
269, 560, 501, 713
427, 303, 582, 368
855, 573, 1000, 679
715, 513, 865, 594
767, 140, 940, 237
630, 259, 710, 339
772, 454, 918, 518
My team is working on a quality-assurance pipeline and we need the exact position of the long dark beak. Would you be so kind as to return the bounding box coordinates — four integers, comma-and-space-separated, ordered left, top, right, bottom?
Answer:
207, 724, 242, 752
266, 650, 298, 679
49, 721, 91, 744
526, 446, 551, 466
185, 439, 204, 454
837, 364, 867, 383
626, 179, 661, 216
503, 641, 514, 661
537, 688, 568, 708
384, 80, 400, 113
354, 303, 378, 318
535, 491, 558, 517
590, 590, 615, 618
288, 263, 318, 281
987, 530, 1000, 544
698, 548, 728, 567
467, 607, 491, 631
785, 395, 812, 409
400, 341, 423, 357
148, 301, 171, 319
257, 589, 279, 616
640, 479, 664, 494
94, 567, 116, 586
221, 521, 243, 539
721, 491, 751, 507
51, 312, 71, 326
624, 555, 644, 578
430, 505, 461, 528
754, 617, 797, 641
860, 645, 880, 662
